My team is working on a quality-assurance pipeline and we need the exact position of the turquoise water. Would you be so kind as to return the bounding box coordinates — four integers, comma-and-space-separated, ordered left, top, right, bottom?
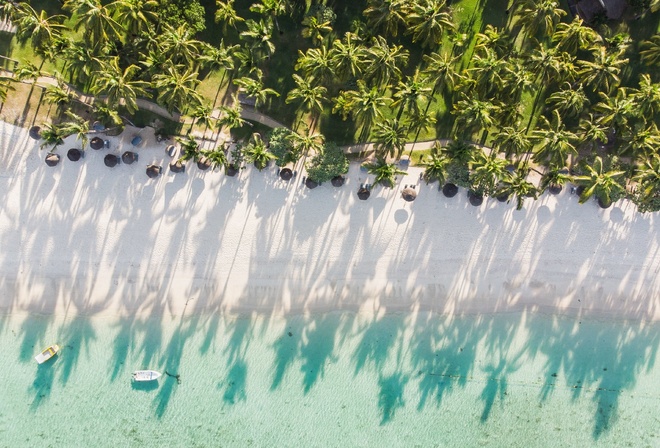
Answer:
1, 310, 658, 447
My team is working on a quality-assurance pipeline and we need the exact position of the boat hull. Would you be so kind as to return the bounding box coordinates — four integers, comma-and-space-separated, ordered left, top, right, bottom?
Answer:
35, 345, 60, 364
132, 370, 162, 382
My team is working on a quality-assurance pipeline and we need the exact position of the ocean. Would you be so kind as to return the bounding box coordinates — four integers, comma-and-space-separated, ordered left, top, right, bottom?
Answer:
1, 309, 658, 447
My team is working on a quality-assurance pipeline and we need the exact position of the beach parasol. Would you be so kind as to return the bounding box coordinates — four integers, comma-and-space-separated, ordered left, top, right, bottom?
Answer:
170, 160, 185, 173
468, 190, 483, 206
90, 137, 104, 150
357, 187, 370, 200
280, 168, 293, 181
146, 165, 162, 178
401, 187, 417, 202
496, 193, 509, 202
197, 157, 211, 171
166, 144, 177, 157
67, 148, 83, 161
45, 153, 60, 167
548, 184, 562, 195
225, 164, 238, 177
441, 183, 458, 198
29, 126, 41, 140
122, 151, 138, 164
104, 154, 120, 167
331, 176, 345, 187
305, 178, 318, 189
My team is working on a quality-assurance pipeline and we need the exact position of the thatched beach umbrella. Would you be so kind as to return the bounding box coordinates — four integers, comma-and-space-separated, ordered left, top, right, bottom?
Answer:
122, 151, 138, 164
225, 164, 238, 177
170, 160, 185, 173
280, 167, 293, 181
29, 126, 41, 140
104, 154, 120, 167
90, 137, 104, 150
67, 148, 83, 162
468, 190, 483, 206
197, 156, 211, 171
146, 165, 162, 178
305, 178, 319, 189
357, 187, 370, 200
45, 153, 60, 167
442, 183, 458, 198
402, 187, 417, 202
331, 176, 345, 187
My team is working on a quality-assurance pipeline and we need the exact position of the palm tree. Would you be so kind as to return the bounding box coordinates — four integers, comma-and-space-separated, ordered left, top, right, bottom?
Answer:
249, 0, 291, 33
363, 157, 406, 187
620, 123, 660, 159
44, 79, 73, 113
94, 103, 123, 128
176, 135, 200, 162
630, 74, 660, 118
64, 0, 122, 46
530, 110, 577, 167
474, 25, 514, 58
200, 146, 229, 170
513, 0, 566, 38
372, 119, 408, 158
577, 46, 628, 94
152, 65, 202, 113
470, 150, 509, 197
592, 90, 635, 136
233, 71, 280, 110
61, 110, 90, 150
405, 0, 455, 49
288, 129, 325, 156
295, 46, 335, 85
198, 41, 237, 73
215, 0, 244, 32
422, 51, 459, 97
391, 69, 431, 121
286, 74, 327, 118
498, 170, 538, 209
452, 96, 499, 138
240, 18, 276, 62
573, 156, 626, 207
363, 0, 408, 37
525, 45, 568, 85
492, 126, 532, 159
15, 61, 43, 84
577, 114, 608, 152
301, 15, 332, 46
39, 122, 67, 151
421, 142, 449, 184
243, 132, 276, 170
218, 100, 246, 133
0, 76, 15, 103
540, 166, 571, 194
342, 81, 390, 135
640, 35, 660, 66
14, 3, 67, 57
330, 32, 368, 81
160, 24, 202, 68
634, 155, 660, 211
466, 47, 508, 98
444, 140, 476, 187
62, 39, 106, 87
189, 103, 215, 134
552, 17, 601, 55
364, 36, 409, 87
108, 0, 158, 36
92, 58, 149, 114
545, 83, 589, 117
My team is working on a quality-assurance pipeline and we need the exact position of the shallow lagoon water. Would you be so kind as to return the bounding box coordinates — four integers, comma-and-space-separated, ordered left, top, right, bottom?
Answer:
1, 310, 658, 447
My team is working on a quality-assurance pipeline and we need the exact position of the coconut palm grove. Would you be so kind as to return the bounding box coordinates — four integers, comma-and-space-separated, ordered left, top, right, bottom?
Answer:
2, 0, 660, 210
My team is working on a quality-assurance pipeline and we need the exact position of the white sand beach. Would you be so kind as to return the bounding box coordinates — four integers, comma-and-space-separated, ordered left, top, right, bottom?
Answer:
0, 121, 658, 321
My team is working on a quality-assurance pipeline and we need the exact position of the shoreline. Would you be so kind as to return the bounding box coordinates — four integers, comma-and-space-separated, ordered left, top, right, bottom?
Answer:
0, 121, 658, 322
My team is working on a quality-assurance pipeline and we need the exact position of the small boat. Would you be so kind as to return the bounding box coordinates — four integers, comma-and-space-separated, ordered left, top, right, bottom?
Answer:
132, 370, 162, 382
35, 345, 60, 364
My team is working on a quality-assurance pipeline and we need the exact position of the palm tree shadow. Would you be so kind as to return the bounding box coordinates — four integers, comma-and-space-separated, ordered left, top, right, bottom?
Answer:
58, 316, 97, 386
300, 314, 340, 394
270, 317, 302, 391
222, 358, 247, 404
378, 372, 409, 425
29, 361, 57, 411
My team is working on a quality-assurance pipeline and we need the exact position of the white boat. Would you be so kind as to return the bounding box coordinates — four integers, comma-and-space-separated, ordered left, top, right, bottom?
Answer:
35, 345, 60, 364
132, 370, 162, 382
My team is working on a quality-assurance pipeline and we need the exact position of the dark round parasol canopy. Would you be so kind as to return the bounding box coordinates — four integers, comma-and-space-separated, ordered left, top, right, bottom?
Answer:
575, 185, 586, 197
468, 190, 483, 206
225, 164, 238, 177
45, 153, 60, 167
122, 151, 138, 164
305, 178, 318, 189
197, 157, 211, 171
357, 187, 370, 200
280, 168, 293, 181
597, 197, 612, 209
496, 193, 509, 202
548, 184, 562, 195
104, 154, 120, 167
29, 126, 41, 140
331, 176, 345, 187
146, 165, 162, 178
90, 137, 104, 150
442, 183, 458, 198
170, 160, 185, 173
67, 148, 82, 162
401, 187, 417, 202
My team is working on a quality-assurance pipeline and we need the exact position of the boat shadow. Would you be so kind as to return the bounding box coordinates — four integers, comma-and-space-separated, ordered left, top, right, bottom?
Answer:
131, 379, 159, 392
